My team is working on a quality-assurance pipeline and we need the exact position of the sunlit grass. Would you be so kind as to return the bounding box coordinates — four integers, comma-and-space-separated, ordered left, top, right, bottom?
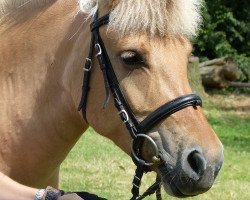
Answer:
60, 101, 250, 199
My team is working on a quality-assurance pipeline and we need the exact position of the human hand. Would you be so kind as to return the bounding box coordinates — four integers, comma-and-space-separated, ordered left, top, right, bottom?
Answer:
42, 187, 84, 200
42, 186, 107, 200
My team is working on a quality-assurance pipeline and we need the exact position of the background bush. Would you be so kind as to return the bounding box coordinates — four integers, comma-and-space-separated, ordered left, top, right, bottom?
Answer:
193, 0, 250, 82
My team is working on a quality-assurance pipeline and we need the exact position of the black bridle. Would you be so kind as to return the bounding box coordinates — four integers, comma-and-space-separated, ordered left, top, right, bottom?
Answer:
78, 12, 202, 200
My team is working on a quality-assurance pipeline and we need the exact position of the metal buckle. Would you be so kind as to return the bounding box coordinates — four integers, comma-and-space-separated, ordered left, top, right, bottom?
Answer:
131, 134, 160, 167
118, 109, 129, 123
83, 58, 92, 71
95, 43, 102, 56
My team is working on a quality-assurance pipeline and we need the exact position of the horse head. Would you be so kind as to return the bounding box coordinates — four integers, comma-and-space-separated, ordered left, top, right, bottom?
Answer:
79, 0, 223, 197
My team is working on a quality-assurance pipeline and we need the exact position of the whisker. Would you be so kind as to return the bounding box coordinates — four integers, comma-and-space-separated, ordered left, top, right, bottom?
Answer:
68, 19, 86, 40
160, 168, 173, 180
17, 0, 32, 9
170, 174, 177, 186
68, 10, 92, 40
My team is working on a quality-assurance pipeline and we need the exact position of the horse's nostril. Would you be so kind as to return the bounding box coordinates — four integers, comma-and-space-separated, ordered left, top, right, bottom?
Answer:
188, 151, 206, 176
184, 150, 207, 180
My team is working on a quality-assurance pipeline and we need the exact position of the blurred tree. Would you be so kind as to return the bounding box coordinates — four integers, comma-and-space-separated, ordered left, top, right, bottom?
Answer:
193, 0, 250, 82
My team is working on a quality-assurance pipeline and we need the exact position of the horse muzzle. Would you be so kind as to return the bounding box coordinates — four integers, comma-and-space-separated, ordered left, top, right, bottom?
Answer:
157, 144, 224, 197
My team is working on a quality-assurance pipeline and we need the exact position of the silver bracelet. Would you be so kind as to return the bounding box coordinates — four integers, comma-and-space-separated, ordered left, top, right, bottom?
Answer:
34, 189, 45, 200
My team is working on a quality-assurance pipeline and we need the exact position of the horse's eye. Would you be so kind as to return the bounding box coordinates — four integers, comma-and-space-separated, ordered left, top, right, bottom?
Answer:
120, 51, 144, 66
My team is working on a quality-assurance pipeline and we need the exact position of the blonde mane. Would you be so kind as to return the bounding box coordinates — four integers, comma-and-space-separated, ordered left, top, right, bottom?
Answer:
80, 0, 203, 37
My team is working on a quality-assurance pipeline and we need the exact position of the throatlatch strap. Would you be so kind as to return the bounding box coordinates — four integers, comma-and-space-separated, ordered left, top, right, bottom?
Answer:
78, 15, 97, 120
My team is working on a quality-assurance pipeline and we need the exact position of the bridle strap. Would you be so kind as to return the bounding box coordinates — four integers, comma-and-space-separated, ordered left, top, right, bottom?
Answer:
91, 13, 110, 32
78, 12, 202, 200
136, 179, 162, 200
78, 17, 96, 121
139, 94, 202, 133
92, 27, 140, 129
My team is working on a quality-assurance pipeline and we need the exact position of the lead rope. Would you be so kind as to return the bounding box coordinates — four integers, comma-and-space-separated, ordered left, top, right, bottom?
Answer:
156, 176, 162, 200
131, 170, 162, 200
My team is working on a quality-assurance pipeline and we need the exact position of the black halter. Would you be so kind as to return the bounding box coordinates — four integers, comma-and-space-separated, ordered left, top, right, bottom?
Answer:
78, 12, 202, 200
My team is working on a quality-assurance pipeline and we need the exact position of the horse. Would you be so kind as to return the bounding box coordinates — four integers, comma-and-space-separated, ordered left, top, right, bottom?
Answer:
0, 0, 224, 198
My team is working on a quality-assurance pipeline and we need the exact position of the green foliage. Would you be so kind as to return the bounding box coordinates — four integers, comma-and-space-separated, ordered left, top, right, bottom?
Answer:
193, 0, 250, 81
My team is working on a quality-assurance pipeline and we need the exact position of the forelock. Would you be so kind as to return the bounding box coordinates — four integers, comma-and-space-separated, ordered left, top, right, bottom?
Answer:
80, 0, 203, 37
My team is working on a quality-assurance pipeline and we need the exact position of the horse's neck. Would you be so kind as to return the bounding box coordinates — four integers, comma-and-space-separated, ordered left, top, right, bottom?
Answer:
0, 0, 90, 187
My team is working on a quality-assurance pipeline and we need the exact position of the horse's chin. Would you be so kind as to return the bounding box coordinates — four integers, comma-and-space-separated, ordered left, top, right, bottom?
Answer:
157, 164, 186, 198
157, 162, 211, 198
161, 181, 209, 198
158, 167, 202, 198
162, 181, 188, 198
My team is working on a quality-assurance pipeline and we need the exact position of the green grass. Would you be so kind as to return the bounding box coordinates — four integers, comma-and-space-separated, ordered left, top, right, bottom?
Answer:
60, 101, 250, 199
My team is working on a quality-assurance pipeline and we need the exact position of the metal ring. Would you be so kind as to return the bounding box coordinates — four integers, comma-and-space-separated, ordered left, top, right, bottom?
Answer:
131, 134, 160, 167
95, 43, 102, 56
83, 58, 92, 71
118, 110, 129, 123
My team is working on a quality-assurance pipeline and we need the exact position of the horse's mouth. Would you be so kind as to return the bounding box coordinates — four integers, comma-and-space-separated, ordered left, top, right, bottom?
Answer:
157, 163, 187, 198
163, 181, 188, 198
158, 164, 197, 198
157, 158, 214, 198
